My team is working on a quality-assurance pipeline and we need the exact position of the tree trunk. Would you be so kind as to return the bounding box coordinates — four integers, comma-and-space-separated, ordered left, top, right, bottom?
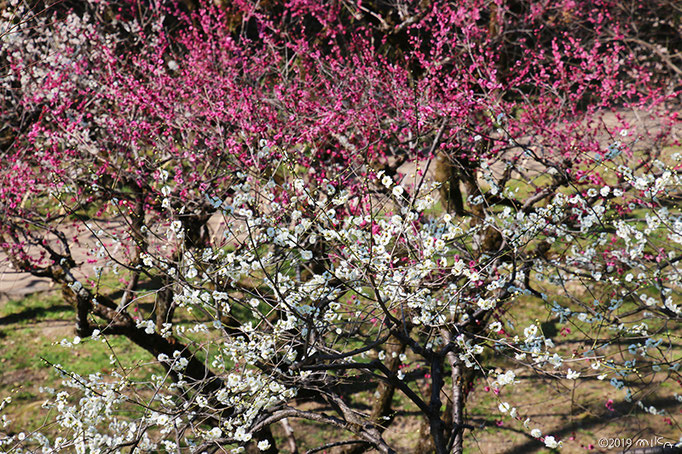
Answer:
414, 380, 435, 454
339, 336, 406, 454
448, 355, 465, 454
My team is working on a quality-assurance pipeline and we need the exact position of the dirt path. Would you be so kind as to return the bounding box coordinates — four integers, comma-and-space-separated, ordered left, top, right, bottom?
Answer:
0, 219, 128, 301
0, 214, 231, 303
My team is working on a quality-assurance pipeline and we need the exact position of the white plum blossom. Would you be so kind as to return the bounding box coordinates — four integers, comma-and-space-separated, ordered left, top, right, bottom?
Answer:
392, 185, 404, 197
544, 435, 561, 449
566, 369, 580, 380
495, 370, 517, 387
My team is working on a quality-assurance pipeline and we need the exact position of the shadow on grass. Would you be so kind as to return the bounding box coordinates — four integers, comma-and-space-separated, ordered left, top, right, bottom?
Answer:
0, 305, 72, 326
502, 395, 682, 454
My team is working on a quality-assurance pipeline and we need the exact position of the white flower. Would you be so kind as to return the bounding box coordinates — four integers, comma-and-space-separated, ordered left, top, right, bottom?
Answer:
620, 129, 628, 137
207, 427, 222, 440
381, 175, 393, 187
73, 336, 81, 345
142, 253, 154, 267
301, 250, 313, 261
257, 440, 271, 451
234, 427, 252, 442
434, 238, 446, 251
496, 370, 516, 387
392, 185, 404, 197
600, 186, 610, 197
544, 435, 561, 448
451, 260, 465, 275
531, 428, 542, 438
477, 298, 495, 310
566, 369, 580, 380
548, 353, 563, 368
498, 402, 510, 413
524, 325, 538, 340
489, 321, 502, 332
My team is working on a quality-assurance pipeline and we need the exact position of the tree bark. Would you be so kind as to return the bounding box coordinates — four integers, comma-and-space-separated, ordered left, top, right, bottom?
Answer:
339, 336, 406, 454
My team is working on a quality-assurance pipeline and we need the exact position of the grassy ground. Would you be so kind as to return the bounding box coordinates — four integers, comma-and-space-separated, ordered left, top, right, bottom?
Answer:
0, 291, 160, 438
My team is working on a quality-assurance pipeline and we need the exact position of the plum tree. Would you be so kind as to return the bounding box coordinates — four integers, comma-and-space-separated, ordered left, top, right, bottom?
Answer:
0, 0, 680, 452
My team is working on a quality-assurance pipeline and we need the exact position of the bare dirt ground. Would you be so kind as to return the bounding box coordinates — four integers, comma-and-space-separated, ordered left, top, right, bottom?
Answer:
0, 219, 127, 301
0, 214, 233, 302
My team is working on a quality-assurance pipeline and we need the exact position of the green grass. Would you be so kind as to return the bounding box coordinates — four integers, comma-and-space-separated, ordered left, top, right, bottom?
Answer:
0, 293, 71, 326
0, 310, 159, 379
0, 285, 164, 439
